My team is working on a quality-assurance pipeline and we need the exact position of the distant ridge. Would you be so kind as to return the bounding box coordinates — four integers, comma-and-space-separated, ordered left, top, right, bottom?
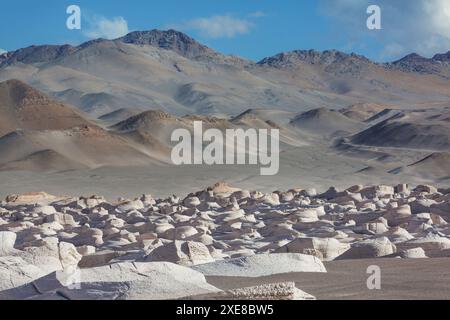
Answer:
0, 29, 250, 67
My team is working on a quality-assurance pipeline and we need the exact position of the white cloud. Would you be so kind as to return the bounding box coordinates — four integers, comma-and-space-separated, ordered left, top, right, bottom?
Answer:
249, 11, 266, 18
84, 16, 129, 40
320, 0, 450, 60
174, 15, 253, 39
0, 48, 6, 55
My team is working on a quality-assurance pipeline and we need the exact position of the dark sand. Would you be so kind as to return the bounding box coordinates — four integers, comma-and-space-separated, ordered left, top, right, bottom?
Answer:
206, 258, 450, 300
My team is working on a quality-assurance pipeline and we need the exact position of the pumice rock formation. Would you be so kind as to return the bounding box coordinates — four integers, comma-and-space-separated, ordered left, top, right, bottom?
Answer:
1, 182, 450, 299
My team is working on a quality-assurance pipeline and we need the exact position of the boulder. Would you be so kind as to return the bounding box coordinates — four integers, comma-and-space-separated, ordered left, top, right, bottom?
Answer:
18, 239, 82, 273
396, 233, 450, 258
0, 262, 219, 300
413, 185, 437, 194
0, 256, 48, 292
0, 231, 17, 256
361, 185, 394, 199
275, 237, 350, 261
400, 247, 428, 259
192, 253, 326, 277
337, 237, 396, 259
185, 282, 316, 300
354, 222, 389, 235
384, 205, 412, 226
116, 200, 144, 213
44, 213, 77, 226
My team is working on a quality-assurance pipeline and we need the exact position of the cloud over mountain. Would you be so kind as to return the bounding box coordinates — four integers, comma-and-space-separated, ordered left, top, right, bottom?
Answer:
320, 0, 450, 60
171, 15, 253, 39
84, 15, 129, 40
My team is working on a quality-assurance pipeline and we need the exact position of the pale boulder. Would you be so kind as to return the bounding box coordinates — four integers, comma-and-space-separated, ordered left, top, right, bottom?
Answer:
185, 282, 316, 300
275, 237, 350, 261
337, 237, 396, 259
0, 231, 17, 256
192, 253, 326, 277
0, 262, 219, 300
400, 247, 428, 259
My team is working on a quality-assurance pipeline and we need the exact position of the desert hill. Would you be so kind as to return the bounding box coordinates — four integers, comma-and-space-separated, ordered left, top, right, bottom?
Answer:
0, 79, 91, 136
290, 107, 366, 137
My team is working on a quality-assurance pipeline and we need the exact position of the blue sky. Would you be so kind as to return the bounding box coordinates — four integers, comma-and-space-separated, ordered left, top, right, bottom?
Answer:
1, 0, 450, 62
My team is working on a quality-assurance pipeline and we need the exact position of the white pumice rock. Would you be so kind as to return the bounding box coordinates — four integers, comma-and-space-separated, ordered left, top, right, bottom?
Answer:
293, 209, 319, 223
395, 184, 410, 195
183, 197, 201, 208
0, 256, 50, 292
0, 231, 17, 256
384, 205, 412, 226
185, 282, 316, 300
33, 205, 57, 215
2, 183, 450, 298
174, 226, 198, 240
414, 185, 438, 194
275, 237, 350, 261
116, 200, 145, 213
431, 214, 448, 226
0, 262, 219, 300
15, 238, 82, 274
192, 253, 326, 277
400, 247, 428, 259
337, 237, 396, 259
261, 193, 280, 206
354, 222, 389, 235
384, 227, 415, 243
44, 213, 77, 226
68, 228, 104, 247
396, 233, 450, 258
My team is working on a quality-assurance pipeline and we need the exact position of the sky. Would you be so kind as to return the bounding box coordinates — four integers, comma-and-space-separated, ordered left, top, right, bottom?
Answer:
1, 0, 450, 62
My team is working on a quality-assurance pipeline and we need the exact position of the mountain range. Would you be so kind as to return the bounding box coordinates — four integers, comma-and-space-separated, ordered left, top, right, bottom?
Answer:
1, 29, 450, 120
1, 29, 450, 187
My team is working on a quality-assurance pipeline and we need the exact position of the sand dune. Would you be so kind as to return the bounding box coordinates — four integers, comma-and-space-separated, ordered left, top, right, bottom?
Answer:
391, 153, 450, 180
0, 149, 87, 172
340, 103, 389, 122
290, 107, 366, 137
352, 119, 450, 151
98, 108, 144, 124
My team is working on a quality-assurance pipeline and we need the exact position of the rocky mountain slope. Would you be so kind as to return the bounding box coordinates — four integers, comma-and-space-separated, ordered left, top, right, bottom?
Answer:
2, 30, 450, 121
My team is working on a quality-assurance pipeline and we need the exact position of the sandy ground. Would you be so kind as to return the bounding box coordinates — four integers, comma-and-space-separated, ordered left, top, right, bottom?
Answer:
206, 258, 450, 300
0, 144, 441, 201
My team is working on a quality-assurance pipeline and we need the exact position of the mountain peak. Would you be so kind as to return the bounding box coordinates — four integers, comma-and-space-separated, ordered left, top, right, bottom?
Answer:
257, 49, 373, 77
432, 51, 450, 62
394, 53, 427, 63
257, 49, 371, 66
117, 29, 217, 59
0, 44, 76, 67
390, 52, 445, 74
